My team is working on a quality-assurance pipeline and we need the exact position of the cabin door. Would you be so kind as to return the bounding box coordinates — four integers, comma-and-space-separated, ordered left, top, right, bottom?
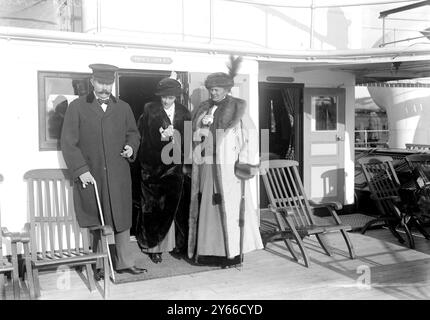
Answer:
303, 88, 346, 204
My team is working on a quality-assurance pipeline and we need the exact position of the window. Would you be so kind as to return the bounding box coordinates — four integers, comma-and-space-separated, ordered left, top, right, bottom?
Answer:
38, 71, 92, 151
312, 95, 337, 131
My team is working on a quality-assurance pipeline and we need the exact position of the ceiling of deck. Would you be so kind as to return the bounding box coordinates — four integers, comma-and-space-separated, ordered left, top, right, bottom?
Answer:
292, 59, 430, 84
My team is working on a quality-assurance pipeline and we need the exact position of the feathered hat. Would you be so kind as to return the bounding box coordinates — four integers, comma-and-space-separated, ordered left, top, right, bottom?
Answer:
204, 55, 242, 90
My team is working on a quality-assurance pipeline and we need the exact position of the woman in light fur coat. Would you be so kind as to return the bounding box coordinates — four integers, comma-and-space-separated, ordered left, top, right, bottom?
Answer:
187, 57, 263, 267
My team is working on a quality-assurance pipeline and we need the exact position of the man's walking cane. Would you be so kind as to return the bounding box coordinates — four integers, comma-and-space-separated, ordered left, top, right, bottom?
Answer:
93, 180, 116, 282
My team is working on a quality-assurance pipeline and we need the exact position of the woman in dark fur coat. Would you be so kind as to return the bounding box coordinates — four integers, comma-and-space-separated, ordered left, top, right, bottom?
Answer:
135, 76, 191, 263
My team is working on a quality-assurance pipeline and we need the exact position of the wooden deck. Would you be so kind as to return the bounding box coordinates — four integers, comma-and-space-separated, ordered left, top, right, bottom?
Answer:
3, 228, 430, 300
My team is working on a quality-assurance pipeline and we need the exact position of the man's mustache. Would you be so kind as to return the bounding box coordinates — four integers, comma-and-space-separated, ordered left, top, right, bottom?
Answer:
96, 90, 110, 94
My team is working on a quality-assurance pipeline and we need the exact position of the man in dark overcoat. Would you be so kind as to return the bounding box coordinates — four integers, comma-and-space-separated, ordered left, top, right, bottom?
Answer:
61, 63, 147, 277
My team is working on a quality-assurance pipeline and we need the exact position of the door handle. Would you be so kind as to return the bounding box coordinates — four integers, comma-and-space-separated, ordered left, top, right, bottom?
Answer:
336, 135, 344, 141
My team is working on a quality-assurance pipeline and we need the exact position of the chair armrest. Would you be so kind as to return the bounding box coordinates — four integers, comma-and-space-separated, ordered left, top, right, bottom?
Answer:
259, 208, 272, 216
370, 194, 401, 202
309, 200, 344, 225
268, 205, 293, 216
88, 225, 113, 236
309, 200, 342, 211
1, 227, 30, 243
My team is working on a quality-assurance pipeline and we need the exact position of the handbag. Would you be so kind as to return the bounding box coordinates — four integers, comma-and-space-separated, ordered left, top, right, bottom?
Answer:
234, 119, 259, 180
234, 160, 260, 180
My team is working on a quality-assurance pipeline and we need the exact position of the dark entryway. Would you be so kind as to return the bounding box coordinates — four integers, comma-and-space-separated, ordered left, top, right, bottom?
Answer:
117, 70, 188, 235
258, 82, 303, 208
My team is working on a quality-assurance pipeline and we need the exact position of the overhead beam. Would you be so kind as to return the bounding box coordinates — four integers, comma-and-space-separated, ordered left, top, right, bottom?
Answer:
379, 0, 430, 18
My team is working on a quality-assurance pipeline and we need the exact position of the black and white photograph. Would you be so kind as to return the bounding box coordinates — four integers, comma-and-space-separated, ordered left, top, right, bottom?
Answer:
1, 0, 430, 311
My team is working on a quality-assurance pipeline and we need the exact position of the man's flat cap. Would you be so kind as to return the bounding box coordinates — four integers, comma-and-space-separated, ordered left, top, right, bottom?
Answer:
89, 63, 118, 83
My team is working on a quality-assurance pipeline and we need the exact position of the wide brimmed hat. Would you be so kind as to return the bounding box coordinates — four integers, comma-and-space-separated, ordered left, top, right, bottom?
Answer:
204, 72, 234, 90
89, 63, 118, 84
155, 78, 182, 96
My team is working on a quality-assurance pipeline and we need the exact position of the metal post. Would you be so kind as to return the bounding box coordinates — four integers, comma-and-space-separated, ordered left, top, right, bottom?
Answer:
181, 0, 185, 41
382, 17, 385, 46
265, 6, 268, 48
365, 130, 368, 148
209, 0, 214, 43
96, 0, 101, 33
310, 0, 314, 49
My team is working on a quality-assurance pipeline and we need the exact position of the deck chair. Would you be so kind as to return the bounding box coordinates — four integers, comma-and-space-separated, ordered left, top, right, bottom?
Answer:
405, 143, 430, 151
260, 160, 355, 267
358, 156, 427, 249
23, 169, 111, 299
1, 174, 32, 300
405, 153, 430, 223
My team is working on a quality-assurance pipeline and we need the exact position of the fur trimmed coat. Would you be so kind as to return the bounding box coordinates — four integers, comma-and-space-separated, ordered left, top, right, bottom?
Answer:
134, 101, 191, 249
187, 95, 263, 259
61, 92, 140, 232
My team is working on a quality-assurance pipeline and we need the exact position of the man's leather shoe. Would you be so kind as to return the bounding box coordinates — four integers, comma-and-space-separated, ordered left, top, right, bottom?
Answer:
117, 266, 147, 275
94, 269, 104, 281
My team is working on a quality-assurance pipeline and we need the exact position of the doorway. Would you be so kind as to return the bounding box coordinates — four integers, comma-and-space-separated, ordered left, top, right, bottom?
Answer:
117, 69, 188, 235
258, 82, 303, 208
117, 70, 189, 122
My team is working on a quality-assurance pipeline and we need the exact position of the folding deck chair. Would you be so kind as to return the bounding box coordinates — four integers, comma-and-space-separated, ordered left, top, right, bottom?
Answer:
260, 160, 355, 267
358, 156, 429, 249
404, 153, 430, 224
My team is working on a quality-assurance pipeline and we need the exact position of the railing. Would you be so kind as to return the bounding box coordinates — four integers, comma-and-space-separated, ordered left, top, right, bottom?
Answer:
378, 0, 430, 48
355, 129, 389, 148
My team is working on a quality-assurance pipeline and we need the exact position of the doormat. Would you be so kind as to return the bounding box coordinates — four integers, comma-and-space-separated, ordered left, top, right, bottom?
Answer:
111, 241, 221, 284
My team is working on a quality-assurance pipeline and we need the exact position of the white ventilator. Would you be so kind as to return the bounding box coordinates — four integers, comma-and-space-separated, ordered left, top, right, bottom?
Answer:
93, 180, 116, 282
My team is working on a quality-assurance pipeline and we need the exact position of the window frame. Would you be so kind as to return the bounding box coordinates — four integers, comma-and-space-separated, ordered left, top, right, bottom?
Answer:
38, 71, 92, 151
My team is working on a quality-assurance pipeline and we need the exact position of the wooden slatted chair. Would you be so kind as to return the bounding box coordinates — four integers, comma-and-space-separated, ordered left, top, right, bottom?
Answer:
358, 156, 424, 249
23, 169, 111, 299
405, 143, 430, 151
1, 174, 32, 300
405, 153, 430, 223
260, 160, 355, 268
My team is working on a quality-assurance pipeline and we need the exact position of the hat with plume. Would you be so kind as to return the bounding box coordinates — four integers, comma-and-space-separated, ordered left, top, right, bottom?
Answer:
204, 55, 242, 90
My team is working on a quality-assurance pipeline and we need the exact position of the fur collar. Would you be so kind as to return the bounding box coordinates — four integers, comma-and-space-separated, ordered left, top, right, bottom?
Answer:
86, 91, 117, 104
192, 95, 246, 131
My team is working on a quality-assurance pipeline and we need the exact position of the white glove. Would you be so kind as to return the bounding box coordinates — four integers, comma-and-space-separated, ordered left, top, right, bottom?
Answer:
202, 114, 214, 126
160, 125, 174, 140
79, 171, 95, 188
120, 145, 133, 158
